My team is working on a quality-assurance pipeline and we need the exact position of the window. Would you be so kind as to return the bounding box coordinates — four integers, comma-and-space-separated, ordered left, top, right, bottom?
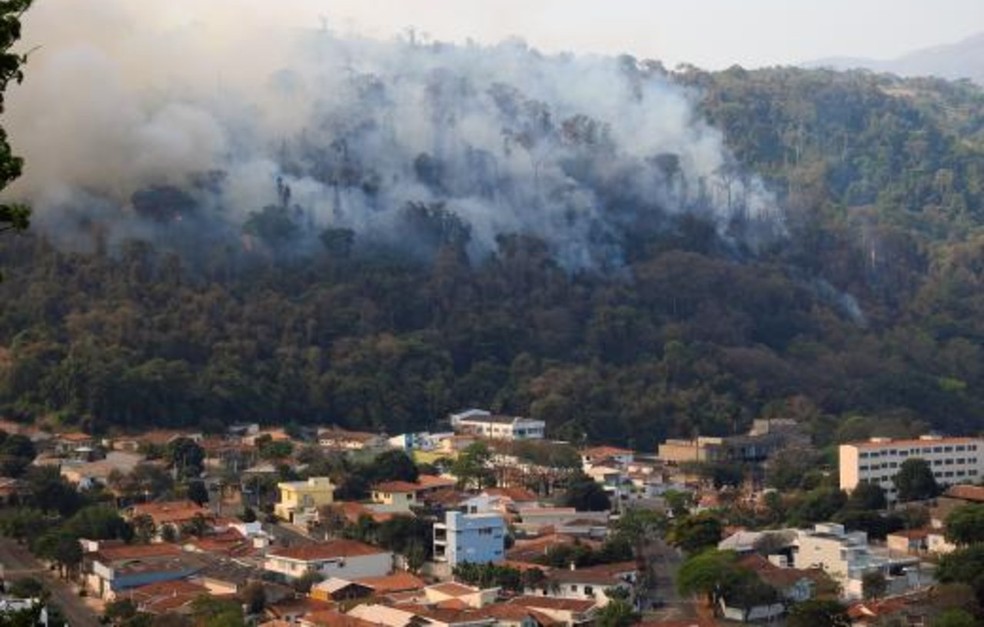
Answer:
957, 458, 966, 465
957, 471, 966, 477
890, 462, 898, 468
860, 452, 870, 459
945, 459, 954, 466
971, 470, 979, 476
584, 586, 594, 596
934, 447, 943, 453
860, 465, 869, 471
970, 445, 978, 452
945, 471, 954, 478
957, 446, 966, 452
933, 460, 942, 466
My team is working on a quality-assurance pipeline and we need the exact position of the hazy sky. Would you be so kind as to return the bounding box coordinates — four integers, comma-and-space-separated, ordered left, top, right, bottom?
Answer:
142, 0, 984, 70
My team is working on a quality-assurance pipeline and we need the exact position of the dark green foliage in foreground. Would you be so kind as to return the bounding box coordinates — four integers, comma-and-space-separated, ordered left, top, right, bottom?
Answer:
2, 68, 984, 445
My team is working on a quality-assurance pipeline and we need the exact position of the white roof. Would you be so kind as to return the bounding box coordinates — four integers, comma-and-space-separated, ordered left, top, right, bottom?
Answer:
347, 603, 418, 627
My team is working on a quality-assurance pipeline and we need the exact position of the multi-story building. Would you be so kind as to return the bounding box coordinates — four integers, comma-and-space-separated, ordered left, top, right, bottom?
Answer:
274, 477, 335, 525
449, 409, 545, 440
792, 523, 920, 600
433, 510, 505, 566
839, 435, 984, 501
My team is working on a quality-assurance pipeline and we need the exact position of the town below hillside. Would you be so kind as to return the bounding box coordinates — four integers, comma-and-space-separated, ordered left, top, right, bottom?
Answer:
0, 410, 981, 626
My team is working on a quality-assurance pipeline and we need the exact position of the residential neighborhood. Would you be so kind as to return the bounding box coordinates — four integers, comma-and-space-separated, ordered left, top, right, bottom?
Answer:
0, 411, 980, 626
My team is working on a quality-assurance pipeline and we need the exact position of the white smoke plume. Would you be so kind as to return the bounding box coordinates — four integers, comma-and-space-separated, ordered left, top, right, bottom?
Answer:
4, 0, 780, 268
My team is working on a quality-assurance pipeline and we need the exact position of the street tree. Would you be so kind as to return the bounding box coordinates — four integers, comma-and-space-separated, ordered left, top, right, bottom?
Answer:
786, 599, 850, 627
669, 512, 723, 554
561, 472, 611, 512
677, 549, 741, 604
944, 504, 984, 547
893, 458, 940, 502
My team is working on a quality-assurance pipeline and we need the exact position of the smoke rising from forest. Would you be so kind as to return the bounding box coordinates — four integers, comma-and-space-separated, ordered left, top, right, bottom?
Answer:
5, 1, 781, 269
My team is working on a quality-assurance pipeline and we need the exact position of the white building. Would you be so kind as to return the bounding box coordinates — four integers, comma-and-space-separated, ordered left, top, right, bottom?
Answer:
387, 431, 454, 451
449, 409, 545, 440
264, 539, 392, 581
793, 523, 920, 600
433, 510, 505, 567
839, 435, 984, 502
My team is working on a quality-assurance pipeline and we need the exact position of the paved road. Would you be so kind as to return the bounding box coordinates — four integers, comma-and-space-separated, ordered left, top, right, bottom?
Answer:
0, 537, 101, 627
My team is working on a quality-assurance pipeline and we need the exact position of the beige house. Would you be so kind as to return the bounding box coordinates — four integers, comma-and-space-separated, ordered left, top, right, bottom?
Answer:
264, 540, 392, 581
371, 481, 419, 508
275, 477, 336, 525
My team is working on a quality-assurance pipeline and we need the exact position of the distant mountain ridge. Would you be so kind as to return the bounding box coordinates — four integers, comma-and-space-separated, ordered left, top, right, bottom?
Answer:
806, 32, 984, 85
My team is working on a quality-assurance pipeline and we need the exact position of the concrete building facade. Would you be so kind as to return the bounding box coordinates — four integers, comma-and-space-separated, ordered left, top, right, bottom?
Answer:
839, 435, 984, 501
449, 410, 545, 440
433, 510, 505, 567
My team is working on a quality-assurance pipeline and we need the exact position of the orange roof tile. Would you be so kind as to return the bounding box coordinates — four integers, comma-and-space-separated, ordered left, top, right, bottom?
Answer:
511, 596, 597, 612
373, 481, 421, 493
484, 487, 539, 502
429, 582, 478, 597
131, 500, 211, 526
268, 539, 388, 562
354, 572, 425, 594
416, 475, 457, 489
93, 542, 182, 563
944, 484, 984, 502
301, 609, 378, 627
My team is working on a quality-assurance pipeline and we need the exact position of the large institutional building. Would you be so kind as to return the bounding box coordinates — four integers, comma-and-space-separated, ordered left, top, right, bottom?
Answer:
839, 435, 984, 501
449, 409, 546, 440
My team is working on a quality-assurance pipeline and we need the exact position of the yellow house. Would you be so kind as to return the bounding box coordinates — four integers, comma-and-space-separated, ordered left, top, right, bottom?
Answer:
275, 477, 335, 524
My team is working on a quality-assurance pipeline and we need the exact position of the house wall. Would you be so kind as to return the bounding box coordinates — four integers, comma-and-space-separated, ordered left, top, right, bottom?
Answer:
927, 533, 956, 555
795, 535, 851, 579
274, 478, 335, 521
371, 490, 417, 507
264, 552, 392, 581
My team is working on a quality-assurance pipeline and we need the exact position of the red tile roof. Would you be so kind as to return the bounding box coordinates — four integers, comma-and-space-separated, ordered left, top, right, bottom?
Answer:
92, 542, 182, 563
736, 554, 826, 589
302, 609, 378, 627
511, 596, 597, 612
373, 481, 420, 493
944, 484, 984, 502
268, 539, 388, 562
335, 502, 398, 524
416, 475, 457, 489
484, 487, 539, 502
130, 580, 209, 614
130, 500, 211, 526
354, 572, 425, 593
429, 582, 479, 597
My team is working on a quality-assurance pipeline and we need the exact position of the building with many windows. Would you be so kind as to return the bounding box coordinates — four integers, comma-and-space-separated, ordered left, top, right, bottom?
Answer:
449, 409, 545, 440
839, 435, 984, 501
433, 510, 505, 566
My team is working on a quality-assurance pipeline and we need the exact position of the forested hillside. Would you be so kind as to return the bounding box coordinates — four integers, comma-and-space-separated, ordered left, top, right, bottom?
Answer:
1, 65, 983, 449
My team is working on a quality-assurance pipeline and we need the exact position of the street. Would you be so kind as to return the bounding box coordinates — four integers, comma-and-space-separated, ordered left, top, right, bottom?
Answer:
0, 537, 101, 627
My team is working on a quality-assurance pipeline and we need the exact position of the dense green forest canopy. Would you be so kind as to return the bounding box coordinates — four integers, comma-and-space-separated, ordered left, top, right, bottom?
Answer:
1, 66, 983, 448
